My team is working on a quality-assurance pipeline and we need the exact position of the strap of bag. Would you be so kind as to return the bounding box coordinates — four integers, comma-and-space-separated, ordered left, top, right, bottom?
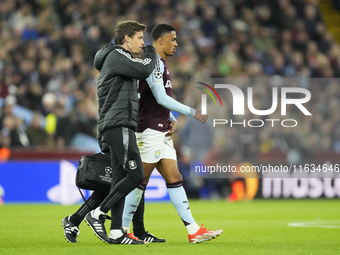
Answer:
78, 187, 87, 203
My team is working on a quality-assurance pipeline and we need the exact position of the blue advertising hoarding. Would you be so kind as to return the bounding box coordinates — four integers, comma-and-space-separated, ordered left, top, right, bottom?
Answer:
0, 160, 169, 204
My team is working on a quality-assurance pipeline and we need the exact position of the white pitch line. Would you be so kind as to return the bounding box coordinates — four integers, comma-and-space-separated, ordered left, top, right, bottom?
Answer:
288, 221, 340, 229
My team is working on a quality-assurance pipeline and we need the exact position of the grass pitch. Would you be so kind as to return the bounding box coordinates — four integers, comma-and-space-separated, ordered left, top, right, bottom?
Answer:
0, 199, 339, 255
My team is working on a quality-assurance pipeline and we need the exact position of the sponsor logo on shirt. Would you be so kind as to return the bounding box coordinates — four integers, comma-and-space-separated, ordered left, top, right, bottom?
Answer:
165, 80, 172, 88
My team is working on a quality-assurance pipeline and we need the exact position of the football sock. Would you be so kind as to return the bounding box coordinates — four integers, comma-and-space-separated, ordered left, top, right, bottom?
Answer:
167, 181, 200, 234
109, 229, 124, 239
122, 184, 145, 229
186, 222, 201, 235
70, 191, 107, 226
122, 226, 130, 233
69, 214, 83, 226
132, 189, 146, 237
92, 207, 106, 220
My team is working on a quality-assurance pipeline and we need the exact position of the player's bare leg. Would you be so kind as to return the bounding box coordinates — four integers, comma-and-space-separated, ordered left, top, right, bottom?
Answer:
142, 162, 158, 184
156, 158, 223, 243
156, 158, 182, 183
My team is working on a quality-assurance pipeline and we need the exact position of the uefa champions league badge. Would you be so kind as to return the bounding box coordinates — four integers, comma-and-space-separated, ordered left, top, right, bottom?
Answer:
155, 150, 160, 158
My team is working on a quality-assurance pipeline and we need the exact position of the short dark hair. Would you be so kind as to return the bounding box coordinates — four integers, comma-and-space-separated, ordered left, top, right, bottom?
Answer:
151, 24, 175, 42
114, 20, 147, 45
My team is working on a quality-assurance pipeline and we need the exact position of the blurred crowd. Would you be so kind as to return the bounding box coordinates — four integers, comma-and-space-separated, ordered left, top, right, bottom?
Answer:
1, 0, 340, 196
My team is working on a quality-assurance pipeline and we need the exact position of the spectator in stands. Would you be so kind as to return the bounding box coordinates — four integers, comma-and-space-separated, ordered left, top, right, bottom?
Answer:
1, 115, 28, 147
0, 95, 17, 130
54, 104, 79, 148
26, 112, 49, 147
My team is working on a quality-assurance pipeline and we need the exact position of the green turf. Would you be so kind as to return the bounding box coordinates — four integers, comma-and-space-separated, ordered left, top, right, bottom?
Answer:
0, 199, 339, 255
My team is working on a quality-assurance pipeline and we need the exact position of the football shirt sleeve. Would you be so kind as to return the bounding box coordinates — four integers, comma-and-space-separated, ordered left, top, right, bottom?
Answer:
146, 62, 196, 117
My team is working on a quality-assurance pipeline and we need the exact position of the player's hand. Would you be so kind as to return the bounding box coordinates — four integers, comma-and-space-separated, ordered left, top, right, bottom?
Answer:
143, 45, 155, 52
140, 45, 155, 58
166, 121, 177, 140
194, 110, 208, 124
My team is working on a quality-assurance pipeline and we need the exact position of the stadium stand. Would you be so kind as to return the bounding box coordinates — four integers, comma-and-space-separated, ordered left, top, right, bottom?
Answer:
1, 0, 340, 198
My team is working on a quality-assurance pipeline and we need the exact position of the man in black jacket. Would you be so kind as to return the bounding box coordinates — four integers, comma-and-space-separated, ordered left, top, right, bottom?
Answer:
89, 20, 157, 245
62, 20, 157, 245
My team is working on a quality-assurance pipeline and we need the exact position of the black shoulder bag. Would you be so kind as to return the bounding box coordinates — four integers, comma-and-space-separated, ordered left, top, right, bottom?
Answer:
76, 152, 112, 194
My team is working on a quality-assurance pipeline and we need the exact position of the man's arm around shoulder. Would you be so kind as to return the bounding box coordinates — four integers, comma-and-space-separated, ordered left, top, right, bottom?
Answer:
110, 45, 157, 79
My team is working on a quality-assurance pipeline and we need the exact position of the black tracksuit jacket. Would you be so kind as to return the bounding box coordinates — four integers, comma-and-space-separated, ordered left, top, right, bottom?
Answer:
94, 43, 156, 135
